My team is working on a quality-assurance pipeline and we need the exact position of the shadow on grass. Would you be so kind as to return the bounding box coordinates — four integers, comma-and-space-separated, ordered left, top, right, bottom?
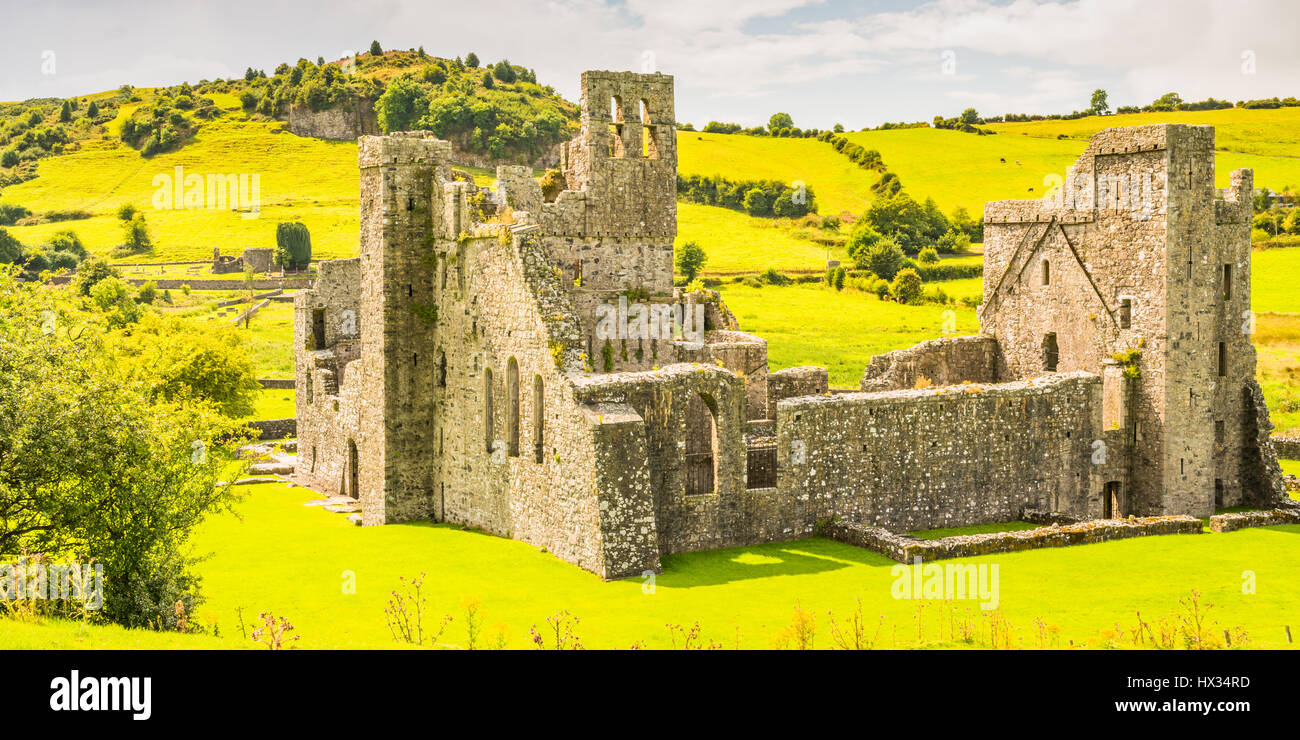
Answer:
653, 537, 896, 588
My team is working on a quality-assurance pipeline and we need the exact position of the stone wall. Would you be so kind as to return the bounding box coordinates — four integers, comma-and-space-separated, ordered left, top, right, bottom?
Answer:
1208, 508, 1300, 533
777, 372, 1109, 534
1271, 434, 1300, 460
860, 335, 998, 391
767, 366, 828, 419
824, 515, 1203, 563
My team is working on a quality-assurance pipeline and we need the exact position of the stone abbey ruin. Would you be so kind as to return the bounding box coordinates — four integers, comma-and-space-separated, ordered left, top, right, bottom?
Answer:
293, 70, 1289, 578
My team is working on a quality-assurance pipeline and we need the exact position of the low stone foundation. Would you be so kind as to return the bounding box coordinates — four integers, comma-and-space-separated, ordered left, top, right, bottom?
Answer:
1208, 508, 1300, 533
1271, 434, 1300, 460
824, 515, 1202, 563
1019, 509, 1084, 526
249, 418, 296, 441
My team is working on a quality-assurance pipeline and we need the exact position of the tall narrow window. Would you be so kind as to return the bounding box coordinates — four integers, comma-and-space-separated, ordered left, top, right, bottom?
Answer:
1215, 479, 1224, 509
1215, 420, 1225, 445
1041, 259, 1050, 286
1119, 298, 1132, 329
1218, 342, 1227, 377
533, 376, 545, 463
484, 367, 495, 454
1042, 332, 1059, 372
311, 308, 326, 349
1223, 263, 1232, 301
506, 358, 520, 457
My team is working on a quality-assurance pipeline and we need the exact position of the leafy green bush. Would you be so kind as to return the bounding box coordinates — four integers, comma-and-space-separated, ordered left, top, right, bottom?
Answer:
918, 247, 939, 264
860, 236, 906, 280
889, 267, 923, 304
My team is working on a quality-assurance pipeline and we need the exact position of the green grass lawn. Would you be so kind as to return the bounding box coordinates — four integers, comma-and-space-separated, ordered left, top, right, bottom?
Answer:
677, 130, 879, 216
246, 388, 296, 420
678, 202, 845, 275
717, 282, 977, 387
10, 480, 1297, 650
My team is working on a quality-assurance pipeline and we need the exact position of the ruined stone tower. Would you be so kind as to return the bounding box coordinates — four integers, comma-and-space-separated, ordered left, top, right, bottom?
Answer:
980, 124, 1273, 518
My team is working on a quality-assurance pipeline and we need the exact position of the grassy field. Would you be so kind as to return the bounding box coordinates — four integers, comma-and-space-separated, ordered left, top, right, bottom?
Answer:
676, 130, 879, 216
717, 282, 978, 386
9, 480, 1299, 650
678, 203, 846, 274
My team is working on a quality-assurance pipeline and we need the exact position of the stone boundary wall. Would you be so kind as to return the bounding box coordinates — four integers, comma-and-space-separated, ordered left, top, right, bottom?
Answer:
1271, 435, 1300, 460
1208, 508, 1300, 533
258, 378, 295, 389
860, 335, 998, 392
824, 515, 1202, 563
231, 298, 271, 325
248, 418, 296, 441
48, 275, 313, 290
777, 372, 1103, 533
1020, 508, 1084, 526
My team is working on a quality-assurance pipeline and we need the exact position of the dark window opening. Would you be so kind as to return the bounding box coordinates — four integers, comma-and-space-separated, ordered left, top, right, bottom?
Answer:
1215, 420, 1225, 445
684, 393, 718, 496
533, 376, 545, 464
1042, 332, 1059, 372
484, 368, 495, 454
347, 440, 359, 500
746, 446, 777, 489
1041, 259, 1050, 286
1218, 342, 1227, 377
311, 308, 326, 349
506, 358, 520, 457
1119, 298, 1132, 329
1215, 479, 1225, 509
1223, 263, 1233, 301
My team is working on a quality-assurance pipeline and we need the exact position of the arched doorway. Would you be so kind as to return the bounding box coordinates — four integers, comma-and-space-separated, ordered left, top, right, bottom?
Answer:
684, 392, 718, 496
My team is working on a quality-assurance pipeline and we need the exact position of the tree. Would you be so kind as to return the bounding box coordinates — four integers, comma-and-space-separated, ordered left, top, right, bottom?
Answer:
109, 312, 262, 418
1089, 89, 1110, 115
74, 256, 120, 295
115, 212, 152, 256
492, 60, 517, 84
375, 75, 430, 133
0, 271, 247, 628
846, 223, 883, 268
369, 40, 383, 57
918, 247, 939, 264
482, 72, 494, 89
862, 237, 906, 281
959, 108, 980, 125
1151, 92, 1183, 111
0, 228, 22, 264
768, 112, 794, 132
466, 52, 480, 68
59, 100, 73, 122
87, 100, 99, 118
889, 267, 923, 304
863, 193, 930, 253
675, 241, 708, 281
89, 276, 142, 327
275, 222, 313, 271
743, 188, 771, 216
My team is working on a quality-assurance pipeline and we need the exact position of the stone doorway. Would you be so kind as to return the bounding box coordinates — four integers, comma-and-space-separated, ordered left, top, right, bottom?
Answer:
684, 392, 718, 496
1103, 480, 1122, 518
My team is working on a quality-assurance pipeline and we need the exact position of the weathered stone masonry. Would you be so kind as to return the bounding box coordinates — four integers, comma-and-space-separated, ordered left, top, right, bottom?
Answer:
294, 71, 1288, 580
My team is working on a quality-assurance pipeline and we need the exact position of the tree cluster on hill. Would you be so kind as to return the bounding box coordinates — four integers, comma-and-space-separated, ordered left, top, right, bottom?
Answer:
676, 174, 818, 218
0, 95, 121, 180
845, 192, 980, 269
0, 223, 89, 279
119, 83, 219, 156
370, 55, 568, 163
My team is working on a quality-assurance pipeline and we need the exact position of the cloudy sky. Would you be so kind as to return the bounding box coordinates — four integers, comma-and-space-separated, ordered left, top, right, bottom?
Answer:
3, 0, 1297, 128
